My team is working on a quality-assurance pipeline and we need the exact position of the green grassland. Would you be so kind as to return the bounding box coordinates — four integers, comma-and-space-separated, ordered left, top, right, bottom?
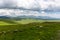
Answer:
0, 19, 60, 40
0, 19, 60, 25
15, 19, 60, 24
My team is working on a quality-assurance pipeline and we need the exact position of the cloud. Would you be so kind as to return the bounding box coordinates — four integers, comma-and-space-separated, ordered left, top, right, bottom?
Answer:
0, 9, 60, 18
0, 0, 17, 8
0, 0, 59, 10
0, 0, 60, 18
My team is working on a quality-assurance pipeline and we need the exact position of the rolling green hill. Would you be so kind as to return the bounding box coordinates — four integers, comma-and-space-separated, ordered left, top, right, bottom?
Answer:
0, 19, 60, 25
0, 19, 59, 40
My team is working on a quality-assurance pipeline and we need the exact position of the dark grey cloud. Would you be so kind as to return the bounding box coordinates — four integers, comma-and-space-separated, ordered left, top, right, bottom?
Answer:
0, 0, 59, 12
0, 0, 17, 8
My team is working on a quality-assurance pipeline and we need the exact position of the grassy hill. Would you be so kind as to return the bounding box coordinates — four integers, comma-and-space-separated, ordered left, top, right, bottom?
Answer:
0, 22, 57, 40
0, 19, 60, 25
0, 19, 59, 40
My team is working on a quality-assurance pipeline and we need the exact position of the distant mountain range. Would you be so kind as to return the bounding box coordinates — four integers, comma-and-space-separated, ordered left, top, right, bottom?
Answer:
0, 15, 59, 20
0, 16, 10, 19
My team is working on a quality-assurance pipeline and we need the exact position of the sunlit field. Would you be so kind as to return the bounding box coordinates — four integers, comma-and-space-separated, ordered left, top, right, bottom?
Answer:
15, 19, 60, 24
0, 19, 60, 40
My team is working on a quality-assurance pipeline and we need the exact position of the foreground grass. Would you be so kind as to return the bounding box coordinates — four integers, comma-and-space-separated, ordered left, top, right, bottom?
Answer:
0, 22, 59, 40
0, 19, 60, 40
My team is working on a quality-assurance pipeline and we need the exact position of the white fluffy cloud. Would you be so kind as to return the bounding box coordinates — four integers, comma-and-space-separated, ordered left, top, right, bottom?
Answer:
0, 0, 59, 8
0, 0, 57, 9
0, 0, 59, 18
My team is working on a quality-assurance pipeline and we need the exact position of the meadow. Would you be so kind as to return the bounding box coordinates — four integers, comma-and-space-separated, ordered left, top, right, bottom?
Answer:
0, 19, 59, 40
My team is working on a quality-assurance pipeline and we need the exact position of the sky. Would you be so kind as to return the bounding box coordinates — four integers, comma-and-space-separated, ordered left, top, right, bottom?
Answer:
0, 0, 60, 18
